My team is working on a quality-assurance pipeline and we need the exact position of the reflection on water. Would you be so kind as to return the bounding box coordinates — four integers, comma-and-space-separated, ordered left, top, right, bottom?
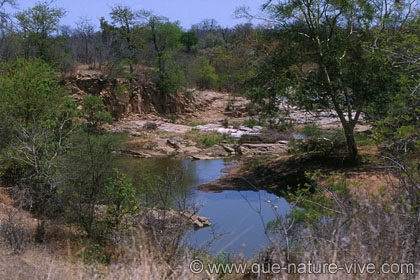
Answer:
191, 190, 291, 257
117, 156, 291, 257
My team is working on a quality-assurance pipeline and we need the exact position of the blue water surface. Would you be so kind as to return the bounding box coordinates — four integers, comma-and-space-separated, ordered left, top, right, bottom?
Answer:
182, 159, 291, 257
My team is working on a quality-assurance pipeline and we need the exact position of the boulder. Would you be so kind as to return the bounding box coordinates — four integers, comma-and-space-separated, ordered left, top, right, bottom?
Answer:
220, 144, 235, 154
237, 143, 289, 157
143, 122, 158, 130
192, 155, 214, 160
167, 139, 180, 149
142, 209, 211, 230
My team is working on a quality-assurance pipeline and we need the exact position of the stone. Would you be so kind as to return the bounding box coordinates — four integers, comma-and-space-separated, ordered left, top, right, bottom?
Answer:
143, 122, 158, 130
158, 123, 193, 133
220, 144, 235, 154
192, 155, 213, 160
237, 143, 289, 157
171, 136, 184, 142
167, 139, 180, 149
143, 209, 211, 229
238, 125, 253, 132
203, 145, 230, 157
178, 146, 201, 154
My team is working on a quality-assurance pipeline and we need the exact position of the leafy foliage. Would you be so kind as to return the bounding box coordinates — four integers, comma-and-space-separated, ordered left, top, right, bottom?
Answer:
189, 56, 218, 89
240, 0, 409, 161
0, 57, 63, 126
15, 1, 65, 60
180, 31, 198, 53
82, 95, 113, 131
186, 130, 233, 147
105, 169, 140, 233
59, 131, 124, 239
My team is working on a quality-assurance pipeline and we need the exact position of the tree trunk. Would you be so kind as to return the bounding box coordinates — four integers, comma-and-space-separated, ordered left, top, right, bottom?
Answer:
343, 123, 359, 164
129, 62, 133, 74
328, 88, 361, 165
85, 39, 89, 64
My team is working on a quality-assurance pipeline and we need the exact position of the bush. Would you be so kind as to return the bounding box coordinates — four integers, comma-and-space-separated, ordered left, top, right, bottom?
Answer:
78, 243, 108, 265
59, 131, 124, 240
289, 127, 347, 155
57, 53, 76, 75
0, 208, 30, 254
157, 56, 187, 94
187, 121, 208, 127
328, 128, 348, 153
0, 57, 63, 127
143, 122, 158, 130
199, 133, 228, 147
185, 130, 233, 147
242, 118, 260, 128
105, 170, 140, 235
189, 56, 218, 89
301, 123, 323, 138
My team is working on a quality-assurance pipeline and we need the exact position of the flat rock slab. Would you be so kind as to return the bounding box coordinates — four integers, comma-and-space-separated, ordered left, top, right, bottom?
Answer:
192, 155, 214, 160
158, 123, 193, 133
143, 209, 211, 229
238, 143, 289, 157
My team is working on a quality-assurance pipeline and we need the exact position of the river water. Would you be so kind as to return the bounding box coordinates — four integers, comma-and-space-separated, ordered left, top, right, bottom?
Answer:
118, 157, 291, 257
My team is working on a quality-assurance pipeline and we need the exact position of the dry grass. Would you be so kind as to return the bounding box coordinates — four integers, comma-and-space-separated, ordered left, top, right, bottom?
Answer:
0, 245, 199, 280
0, 226, 201, 280
0, 186, 201, 280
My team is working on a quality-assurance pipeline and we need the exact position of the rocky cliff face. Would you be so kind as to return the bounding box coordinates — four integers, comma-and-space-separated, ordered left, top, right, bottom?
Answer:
65, 74, 197, 120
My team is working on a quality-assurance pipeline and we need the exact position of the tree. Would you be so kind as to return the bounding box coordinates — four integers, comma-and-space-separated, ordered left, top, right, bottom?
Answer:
191, 19, 227, 49
189, 56, 218, 89
0, 0, 17, 57
240, 0, 412, 162
109, 5, 145, 74
0, 0, 16, 23
0, 57, 63, 127
82, 95, 113, 131
7, 105, 76, 242
373, 18, 420, 123
0, 58, 76, 241
58, 95, 118, 239
180, 31, 198, 53
371, 27, 420, 260
147, 16, 185, 93
15, 1, 65, 60
104, 169, 139, 234
59, 131, 122, 239
75, 17, 94, 64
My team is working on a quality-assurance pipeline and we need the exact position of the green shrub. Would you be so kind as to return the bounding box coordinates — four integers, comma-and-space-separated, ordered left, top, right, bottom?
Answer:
186, 130, 233, 147
158, 55, 187, 94
105, 169, 140, 233
188, 121, 208, 127
302, 123, 322, 138
328, 129, 347, 153
289, 127, 347, 155
78, 243, 108, 265
0, 57, 64, 126
242, 118, 260, 128
189, 56, 218, 89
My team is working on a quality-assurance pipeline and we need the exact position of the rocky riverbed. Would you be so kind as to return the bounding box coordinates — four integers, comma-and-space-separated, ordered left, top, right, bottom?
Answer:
68, 72, 370, 160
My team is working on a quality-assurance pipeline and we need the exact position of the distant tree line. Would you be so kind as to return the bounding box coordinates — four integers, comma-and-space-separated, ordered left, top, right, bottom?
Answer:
0, 1, 261, 94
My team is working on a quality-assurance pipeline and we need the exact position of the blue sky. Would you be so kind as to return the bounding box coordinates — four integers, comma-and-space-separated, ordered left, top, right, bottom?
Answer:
8, 0, 266, 30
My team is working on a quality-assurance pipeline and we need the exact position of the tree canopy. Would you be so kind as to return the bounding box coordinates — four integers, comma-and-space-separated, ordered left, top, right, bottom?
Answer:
15, 1, 65, 60
239, 0, 416, 161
